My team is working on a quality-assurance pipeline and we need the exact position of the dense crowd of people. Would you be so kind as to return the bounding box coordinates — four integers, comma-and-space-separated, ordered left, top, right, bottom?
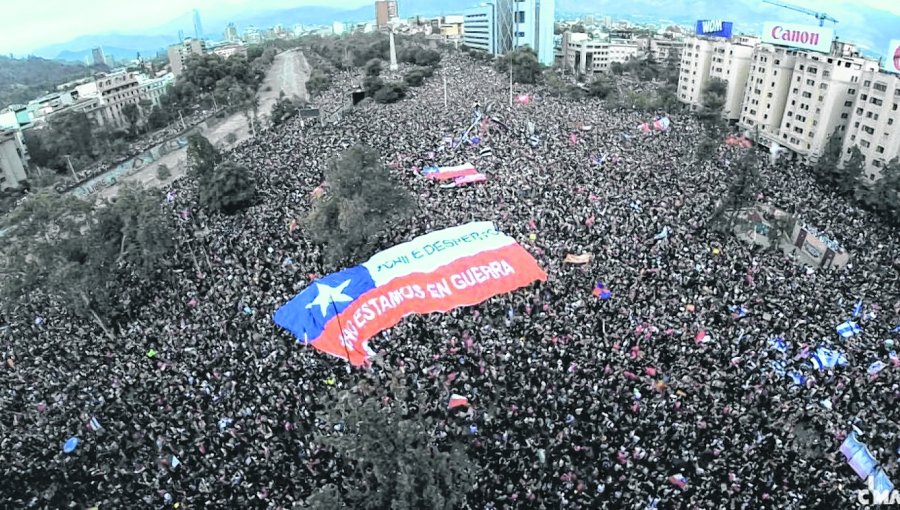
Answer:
2, 51, 900, 509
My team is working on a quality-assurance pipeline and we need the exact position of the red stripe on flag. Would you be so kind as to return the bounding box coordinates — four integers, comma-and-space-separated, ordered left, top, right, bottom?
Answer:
312, 243, 547, 365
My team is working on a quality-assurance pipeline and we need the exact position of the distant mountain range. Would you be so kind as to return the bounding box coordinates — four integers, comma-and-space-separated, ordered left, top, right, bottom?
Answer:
30, 0, 900, 62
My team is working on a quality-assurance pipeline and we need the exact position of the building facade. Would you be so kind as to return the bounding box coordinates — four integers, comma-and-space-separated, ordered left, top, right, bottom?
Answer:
211, 43, 248, 60
91, 47, 105, 66
463, 0, 555, 65
0, 129, 28, 190
841, 70, 900, 177
376, 0, 398, 29
463, 5, 497, 54
737, 43, 799, 139
224, 23, 239, 42
167, 38, 207, 76
561, 34, 639, 75
678, 37, 715, 107
774, 47, 876, 161
708, 36, 757, 120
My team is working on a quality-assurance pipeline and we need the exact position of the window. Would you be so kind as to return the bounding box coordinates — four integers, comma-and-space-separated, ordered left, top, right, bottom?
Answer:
860, 140, 870, 148
874, 83, 887, 92
870, 97, 883, 106
844, 101, 853, 107
840, 112, 848, 119
860, 94, 868, 100
889, 118, 894, 125
864, 80, 872, 87
848, 88, 856, 95
876, 146, 885, 154
801, 91, 812, 98
857, 108, 864, 115
819, 83, 828, 90
873, 160, 882, 167
515, 11, 525, 22
806, 79, 815, 86
808, 66, 817, 74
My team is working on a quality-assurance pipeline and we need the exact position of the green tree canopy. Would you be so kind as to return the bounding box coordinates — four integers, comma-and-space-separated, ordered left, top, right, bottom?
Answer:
198, 161, 256, 214
186, 133, 222, 180
304, 379, 475, 509
495, 48, 542, 84
0, 185, 174, 329
306, 145, 414, 264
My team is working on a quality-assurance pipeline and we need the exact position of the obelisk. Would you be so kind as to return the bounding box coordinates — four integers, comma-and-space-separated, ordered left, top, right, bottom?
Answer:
389, 31, 399, 71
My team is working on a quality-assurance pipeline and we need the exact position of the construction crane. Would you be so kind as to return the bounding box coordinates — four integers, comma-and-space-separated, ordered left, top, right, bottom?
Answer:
762, 0, 838, 27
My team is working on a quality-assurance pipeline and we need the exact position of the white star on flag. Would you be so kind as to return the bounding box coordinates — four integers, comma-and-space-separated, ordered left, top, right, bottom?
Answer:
306, 279, 353, 316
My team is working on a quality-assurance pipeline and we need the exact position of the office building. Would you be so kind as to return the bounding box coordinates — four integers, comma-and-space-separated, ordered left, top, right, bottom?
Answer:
224, 23, 239, 42
91, 47, 106, 66
463, 4, 497, 54
167, 38, 207, 76
841, 70, 900, 177
193, 9, 204, 40
244, 27, 262, 44
463, 0, 555, 65
561, 33, 639, 75
211, 43, 248, 60
0, 129, 28, 190
376, 0, 398, 29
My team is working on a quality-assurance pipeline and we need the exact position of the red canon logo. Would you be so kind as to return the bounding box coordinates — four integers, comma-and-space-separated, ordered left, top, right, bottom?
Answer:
894, 44, 900, 71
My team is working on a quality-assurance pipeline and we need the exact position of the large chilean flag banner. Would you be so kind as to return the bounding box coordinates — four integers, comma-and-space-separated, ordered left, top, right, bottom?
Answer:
274, 221, 547, 365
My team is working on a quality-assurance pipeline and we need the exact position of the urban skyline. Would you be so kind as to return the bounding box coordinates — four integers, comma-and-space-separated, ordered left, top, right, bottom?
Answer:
3, 0, 900, 57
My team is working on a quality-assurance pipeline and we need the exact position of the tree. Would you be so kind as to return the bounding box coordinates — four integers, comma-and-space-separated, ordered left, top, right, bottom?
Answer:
610, 62, 625, 75
364, 58, 383, 77
198, 161, 256, 214
698, 78, 727, 127
306, 145, 414, 264
306, 68, 333, 97
414, 48, 441, 67
363, 75, 384, 97
587, 76, 613, 99
0, 185, 174, 331
186, 133, 222, 179
271, 93, 301, 125
156, 164, 171, 180
495, 48, 542, 84
708, 152, 762, 229
373, 81, 407, 104
304, 379, 475, 509
121, 103, 141, 137
403, 69, 426, 87
842, 146, 866, 195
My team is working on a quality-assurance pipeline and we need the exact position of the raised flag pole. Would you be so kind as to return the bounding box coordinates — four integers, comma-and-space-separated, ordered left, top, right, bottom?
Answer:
443, 75, 448, 109
329, 297, 354, 371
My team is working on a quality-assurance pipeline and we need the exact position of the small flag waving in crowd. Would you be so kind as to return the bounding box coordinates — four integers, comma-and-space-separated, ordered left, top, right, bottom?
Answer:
810, 346, 848, 371
852, 299, 863, 318
422, 163, 479, 180
836, 321, 862, 338
515, 94, 530, 105
448, 394, 470, 409
593, 281, 611, 300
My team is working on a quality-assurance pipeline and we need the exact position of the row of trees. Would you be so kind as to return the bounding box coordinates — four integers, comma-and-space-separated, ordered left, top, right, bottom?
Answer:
302, 33, 442, 104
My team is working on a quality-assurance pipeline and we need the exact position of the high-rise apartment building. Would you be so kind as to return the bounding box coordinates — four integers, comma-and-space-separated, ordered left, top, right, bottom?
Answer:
737, 43, 799, 139
167, 38, 207, 76
193, 9, 204, 40
677, 36, 757, 121
773, 46, 877, 161
841, 70, 900, 177
224, 23, 239, 43
375, 0, 398, 29
678, 38, 714, 107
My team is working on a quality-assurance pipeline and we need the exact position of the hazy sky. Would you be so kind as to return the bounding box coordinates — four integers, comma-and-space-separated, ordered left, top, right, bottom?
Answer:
0, 0, 369, 54
1, 0, 898, 55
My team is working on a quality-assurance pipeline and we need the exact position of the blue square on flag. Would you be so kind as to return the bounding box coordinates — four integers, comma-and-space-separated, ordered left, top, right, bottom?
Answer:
274, 267, 375, 344
836, 321, 861, 338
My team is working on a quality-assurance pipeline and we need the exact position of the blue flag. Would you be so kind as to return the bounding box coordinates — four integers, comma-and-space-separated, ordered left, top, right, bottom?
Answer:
852, 299, 863, 318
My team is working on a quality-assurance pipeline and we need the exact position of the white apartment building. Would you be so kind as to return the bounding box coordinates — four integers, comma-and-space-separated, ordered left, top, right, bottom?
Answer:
0, 128, 28, 190
738, 44, 799, 140
678, 38, 714, 107
167, 38, 207, 76
776, 48, 876, 161
678, 36, 757, 120
841, 70, 900, 177
708, 36, 758, 120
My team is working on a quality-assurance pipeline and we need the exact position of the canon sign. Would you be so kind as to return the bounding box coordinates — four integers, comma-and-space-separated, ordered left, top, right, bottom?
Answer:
886, 40, 900, 74
761, 21, 833, 53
